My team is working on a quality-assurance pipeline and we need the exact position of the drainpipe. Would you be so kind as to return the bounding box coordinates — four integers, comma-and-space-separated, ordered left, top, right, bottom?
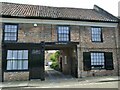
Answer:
77, 26, 83, 78
114, 25, 119, 76
77, 44, 82, 78
117, 26, 119, 76
41, 41, 45, 80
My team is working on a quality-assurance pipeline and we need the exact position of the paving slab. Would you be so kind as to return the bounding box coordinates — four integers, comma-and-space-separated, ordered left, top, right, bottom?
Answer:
1, 67, 119, 89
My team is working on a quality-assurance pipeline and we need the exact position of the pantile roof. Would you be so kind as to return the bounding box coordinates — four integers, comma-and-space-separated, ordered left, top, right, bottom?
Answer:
0, 2, 118, 22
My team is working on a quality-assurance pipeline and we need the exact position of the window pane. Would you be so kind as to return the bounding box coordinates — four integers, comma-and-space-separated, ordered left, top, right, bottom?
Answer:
58, 30, 62, 33
23, 50, 28, 59
5, 33, 11, 37
10, 29, 17, 33
13, 51, 18, 59
13, 60, 17, 70
18, 51, 23, 59
10, 36, 17, 40
18, 60, 22, 70
7, 50, 13, 59
23, 60, 28, 69
4, 37, 9, 40
7, 60, 12, 70
5, 26, 10, 32
10, 33, 17, 37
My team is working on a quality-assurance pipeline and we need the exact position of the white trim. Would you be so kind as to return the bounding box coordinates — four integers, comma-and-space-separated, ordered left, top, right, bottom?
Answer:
0, 17, 118, 27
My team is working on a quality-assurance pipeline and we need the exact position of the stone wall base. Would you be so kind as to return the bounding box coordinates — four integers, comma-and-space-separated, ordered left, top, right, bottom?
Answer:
81, 70, 117, 77
4, 72, 29, 81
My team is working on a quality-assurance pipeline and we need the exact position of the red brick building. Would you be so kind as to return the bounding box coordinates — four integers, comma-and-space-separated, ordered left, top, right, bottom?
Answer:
0, 2, 119, 81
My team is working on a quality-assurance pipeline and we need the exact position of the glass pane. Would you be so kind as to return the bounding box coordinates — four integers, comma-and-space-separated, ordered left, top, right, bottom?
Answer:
18, 51, 23, 59
5, 25, 8, 29
14, 25, 17, 29
7, 50, 13, 59
58, 30, 63, 33
23, 50, 28, 59
91, 53, 93, 58
7, 60, 12, 70
92, 29, 95, 34
10, 29, 17, 33
13, 51, 18, 59
13, 60, 17, 70
7, 25, 11, 29
66, 30, 69, 34
23, 60, 28, 69
5, 33, 11, 37
11, 36, 17, 40
5, 26, 9, 32
18, 60, 22, 70
10, 33, 17, 37
95, 29, 98, 34
4, 37, 8, 40
66, 27, 69, 30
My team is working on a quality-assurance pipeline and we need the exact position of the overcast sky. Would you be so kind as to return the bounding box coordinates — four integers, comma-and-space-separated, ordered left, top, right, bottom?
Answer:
0, 0, 119, 16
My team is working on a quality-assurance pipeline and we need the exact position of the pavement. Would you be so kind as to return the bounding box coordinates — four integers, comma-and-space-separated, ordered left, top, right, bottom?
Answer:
0, 66, 120, 89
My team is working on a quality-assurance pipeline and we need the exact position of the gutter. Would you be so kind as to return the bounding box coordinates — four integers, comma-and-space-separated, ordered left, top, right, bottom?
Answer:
1, 15, 119, 23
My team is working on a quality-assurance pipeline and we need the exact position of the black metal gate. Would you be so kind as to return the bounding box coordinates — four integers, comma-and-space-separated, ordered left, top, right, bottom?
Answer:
29, 42, 45, 80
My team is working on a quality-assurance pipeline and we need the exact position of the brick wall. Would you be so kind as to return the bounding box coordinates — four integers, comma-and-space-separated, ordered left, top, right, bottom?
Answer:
18, 24, 80, 43
18, 24, 58, 43
77, 26, 118, 77
60, 47, 77, 76
80, 26, 116, 49
2, 23, 81, 81
1, 22, 119, 81
71, 25, 80, 42
79, 49, 118, 77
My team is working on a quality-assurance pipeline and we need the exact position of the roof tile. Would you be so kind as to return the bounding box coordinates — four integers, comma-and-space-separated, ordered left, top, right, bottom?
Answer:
0, 2, 118, 22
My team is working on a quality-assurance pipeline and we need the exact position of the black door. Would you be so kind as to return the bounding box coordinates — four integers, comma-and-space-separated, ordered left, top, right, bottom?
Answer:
30, 49, 44, 80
